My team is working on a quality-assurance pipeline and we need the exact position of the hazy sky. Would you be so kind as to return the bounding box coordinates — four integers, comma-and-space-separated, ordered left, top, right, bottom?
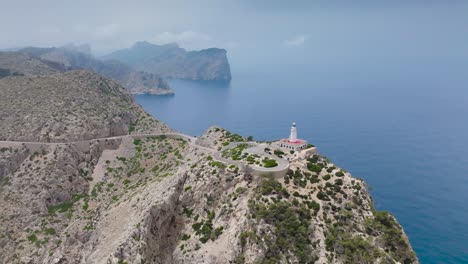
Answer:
2, 0, 467, 66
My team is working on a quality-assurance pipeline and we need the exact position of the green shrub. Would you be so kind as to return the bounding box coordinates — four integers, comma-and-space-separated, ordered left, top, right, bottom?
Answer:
72, 194, 83, 202
335, 171, 345, 177
317, 191, 329, 201
262, 158, 278, 168
181, 234, 191, 241
310, 175, 320, 184
27, 234, 38, 243
214, 227, 224, 239
43, 228, 56, 236
273, 149, 285, 157
210, 161, 226, 169
305, 200, 320, 215
323, 174, 331, 181
183, 206, 193, 217
128, 122, 136, 133
307, 163, 322, 173
239, 231, 257, 247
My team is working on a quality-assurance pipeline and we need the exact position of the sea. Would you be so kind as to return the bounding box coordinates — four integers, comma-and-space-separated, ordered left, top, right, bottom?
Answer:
134, 57, 468, 263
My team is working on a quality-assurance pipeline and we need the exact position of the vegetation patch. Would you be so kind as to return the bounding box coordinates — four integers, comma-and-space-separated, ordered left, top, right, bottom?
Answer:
243, 177, 318, 263
248, 199, 316, 263
262, 158, 278, 168
364, 211, 417, 263
191, 210, 223, 243
48, 202, 73, 215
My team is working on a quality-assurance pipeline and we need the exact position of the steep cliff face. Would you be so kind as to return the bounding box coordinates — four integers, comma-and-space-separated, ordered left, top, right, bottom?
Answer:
102, 41, 232, 81
18, 46, 174, 95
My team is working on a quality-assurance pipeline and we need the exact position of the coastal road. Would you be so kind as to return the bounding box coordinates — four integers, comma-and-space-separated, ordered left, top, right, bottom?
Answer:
0, 132, 289, 174
0, 132, 195, 146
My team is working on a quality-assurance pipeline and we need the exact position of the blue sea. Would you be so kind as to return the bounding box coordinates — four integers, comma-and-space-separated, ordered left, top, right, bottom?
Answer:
134, 57, 468, 263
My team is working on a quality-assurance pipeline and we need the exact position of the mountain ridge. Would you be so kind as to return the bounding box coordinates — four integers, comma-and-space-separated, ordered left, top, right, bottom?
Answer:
17, 45, 174, 95
102, 41, 232, 81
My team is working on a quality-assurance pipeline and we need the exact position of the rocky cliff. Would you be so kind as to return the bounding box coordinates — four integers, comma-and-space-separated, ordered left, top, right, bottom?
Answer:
102, 41, 232, 81
17, 45, 174, 95
0, 71, 417, 263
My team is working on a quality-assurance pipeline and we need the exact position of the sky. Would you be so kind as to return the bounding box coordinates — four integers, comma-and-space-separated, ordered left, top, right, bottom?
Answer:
1, 0, 467, 67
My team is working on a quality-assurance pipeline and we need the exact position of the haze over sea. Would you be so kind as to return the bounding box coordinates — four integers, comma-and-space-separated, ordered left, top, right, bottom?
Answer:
135, 57, 468, 263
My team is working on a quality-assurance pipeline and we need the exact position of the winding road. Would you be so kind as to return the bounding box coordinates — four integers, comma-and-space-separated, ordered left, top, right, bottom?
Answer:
0, 132, 289, 175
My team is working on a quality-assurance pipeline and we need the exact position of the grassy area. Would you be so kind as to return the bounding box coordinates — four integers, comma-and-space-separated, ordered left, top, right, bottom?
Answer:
262, 158, 278, 168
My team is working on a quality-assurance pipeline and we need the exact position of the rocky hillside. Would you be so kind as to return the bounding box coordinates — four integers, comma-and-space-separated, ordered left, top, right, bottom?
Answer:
0, 52, 66, 77
18, 45, 174, 95
102, 41, 232, 81
0, 71, 416, 263
0, 70, 170, 142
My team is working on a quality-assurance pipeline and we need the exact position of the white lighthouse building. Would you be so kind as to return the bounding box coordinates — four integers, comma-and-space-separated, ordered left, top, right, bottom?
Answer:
289, 122, 298, 142
279, 122, 308, 151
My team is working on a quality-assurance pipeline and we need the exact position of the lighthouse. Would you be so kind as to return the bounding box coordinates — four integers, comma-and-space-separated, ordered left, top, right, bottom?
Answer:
279, 122, 308, 151
289, 122, 298, 143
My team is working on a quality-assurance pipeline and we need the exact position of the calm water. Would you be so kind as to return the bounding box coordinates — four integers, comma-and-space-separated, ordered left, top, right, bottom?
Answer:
135, 57, 468, 263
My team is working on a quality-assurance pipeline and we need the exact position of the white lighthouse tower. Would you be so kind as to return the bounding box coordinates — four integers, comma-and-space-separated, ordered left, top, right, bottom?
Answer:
279, 122, 308, 151
289, 122, 298, 142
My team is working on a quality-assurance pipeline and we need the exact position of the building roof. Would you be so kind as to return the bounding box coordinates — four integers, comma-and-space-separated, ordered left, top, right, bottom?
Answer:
280, 138, 307, 145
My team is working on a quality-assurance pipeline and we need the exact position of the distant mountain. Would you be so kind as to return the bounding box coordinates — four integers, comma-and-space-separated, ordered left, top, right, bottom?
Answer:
102, 41, 232, 81
17, 45, 174, 95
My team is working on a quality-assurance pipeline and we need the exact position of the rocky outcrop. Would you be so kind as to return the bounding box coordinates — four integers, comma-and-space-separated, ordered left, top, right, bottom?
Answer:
19, 45, 174, 95
102, 41, 232, 81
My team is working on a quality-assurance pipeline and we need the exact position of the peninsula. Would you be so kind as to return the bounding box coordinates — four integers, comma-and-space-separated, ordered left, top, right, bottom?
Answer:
102, 41, 232, 81
0, 68, 417, 263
